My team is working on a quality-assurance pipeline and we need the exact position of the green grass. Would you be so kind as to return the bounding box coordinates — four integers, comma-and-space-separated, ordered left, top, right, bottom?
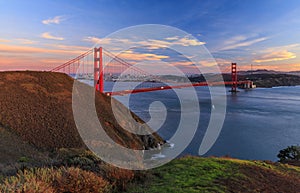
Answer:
127, 156, 245, 193
126, 156, 300, 193
1, 150, 300, 192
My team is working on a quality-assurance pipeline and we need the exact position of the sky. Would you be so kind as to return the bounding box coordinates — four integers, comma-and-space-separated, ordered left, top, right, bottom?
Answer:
0, 0, 300, 72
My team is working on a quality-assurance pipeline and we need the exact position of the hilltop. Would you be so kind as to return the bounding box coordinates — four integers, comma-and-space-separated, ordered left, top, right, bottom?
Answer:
0, 71, 163, 164
127, 156, 300, 193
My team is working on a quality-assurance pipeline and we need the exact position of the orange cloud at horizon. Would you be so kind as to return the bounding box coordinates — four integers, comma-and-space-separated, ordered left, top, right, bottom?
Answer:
0, 55, 68, 71
0, 42, 299, 73
0, 43, 91, 71
239, 63, 300, 72
254, 50, 296, 63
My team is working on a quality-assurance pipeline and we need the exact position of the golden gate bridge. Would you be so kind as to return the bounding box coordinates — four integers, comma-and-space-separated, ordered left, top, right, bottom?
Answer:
50, 47, 254, 95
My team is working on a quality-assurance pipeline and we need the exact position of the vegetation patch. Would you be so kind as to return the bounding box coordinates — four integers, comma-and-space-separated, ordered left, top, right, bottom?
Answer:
0, 167, 111, 193
0, 71, 163, 151
127, 156, 300, 193
127, 156, 243, 193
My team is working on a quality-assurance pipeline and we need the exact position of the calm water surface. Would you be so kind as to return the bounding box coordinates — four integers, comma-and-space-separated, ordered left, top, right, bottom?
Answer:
85, 80, 300, 161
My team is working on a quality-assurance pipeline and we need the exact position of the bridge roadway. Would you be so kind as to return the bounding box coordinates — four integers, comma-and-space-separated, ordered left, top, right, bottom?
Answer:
105, 80, 252, 96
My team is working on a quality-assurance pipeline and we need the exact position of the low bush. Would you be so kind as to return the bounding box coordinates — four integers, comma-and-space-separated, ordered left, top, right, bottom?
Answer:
0, 167, 111, 193
101, 165, 135, 191
54, 167, 111, 193
278, 146, 300, 162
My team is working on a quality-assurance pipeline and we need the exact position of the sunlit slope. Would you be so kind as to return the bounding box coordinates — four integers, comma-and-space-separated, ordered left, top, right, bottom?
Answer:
0, 71, 163, 152
128, 156, 300, 193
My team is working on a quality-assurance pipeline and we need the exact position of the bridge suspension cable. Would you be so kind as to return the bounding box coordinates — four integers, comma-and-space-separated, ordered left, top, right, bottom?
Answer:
50, 47, 254, 95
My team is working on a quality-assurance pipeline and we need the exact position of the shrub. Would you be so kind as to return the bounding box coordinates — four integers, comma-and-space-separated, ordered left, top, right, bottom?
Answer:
0, 167, 111, 193
102, 165, 134, 191
277, 145, 300, 162
55, 148, 100, 168
54, 167, 110, 193
1, 179, 55, 193
18, 156, 31, 163
0, 168, 55, 193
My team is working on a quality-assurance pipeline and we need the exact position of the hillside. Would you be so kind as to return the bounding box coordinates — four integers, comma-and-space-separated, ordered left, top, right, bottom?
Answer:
127, 156, 300, 193
1, 71, 300, 192
0, 126, 47, 164
189, 73, 300, 88
239, 73, 300, 87
0, 71, 163, 163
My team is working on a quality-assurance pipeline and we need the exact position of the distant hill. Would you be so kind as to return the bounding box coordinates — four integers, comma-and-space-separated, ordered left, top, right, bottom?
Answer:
239, 69, 282, 75
0, 71, 163, 159
188, 72, 300, 88
236, 73, 300, 88
238, 69, 300, 76
287, 71, 300, 76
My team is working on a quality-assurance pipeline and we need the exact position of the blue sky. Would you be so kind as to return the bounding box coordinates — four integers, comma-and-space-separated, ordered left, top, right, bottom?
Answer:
0, 0, 300, 71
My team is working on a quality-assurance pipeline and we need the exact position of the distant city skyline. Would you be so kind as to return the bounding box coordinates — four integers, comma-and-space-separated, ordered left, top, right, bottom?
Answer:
0, 0, 300, 72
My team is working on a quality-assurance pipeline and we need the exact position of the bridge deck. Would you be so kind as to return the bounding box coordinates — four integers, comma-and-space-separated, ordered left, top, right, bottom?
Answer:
105, 80, 251, 96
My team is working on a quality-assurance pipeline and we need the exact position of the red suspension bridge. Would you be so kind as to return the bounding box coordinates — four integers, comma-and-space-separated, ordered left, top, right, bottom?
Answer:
51, 47, 255, 96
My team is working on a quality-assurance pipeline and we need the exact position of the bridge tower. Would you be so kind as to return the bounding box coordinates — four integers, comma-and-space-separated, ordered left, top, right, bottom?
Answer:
231, 63, 238, 92
94, 47, 104, 93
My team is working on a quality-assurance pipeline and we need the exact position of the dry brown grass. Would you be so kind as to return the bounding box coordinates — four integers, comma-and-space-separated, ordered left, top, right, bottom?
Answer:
220, 162, 300, 193
0, 167, 111, 193
101, 164, 135, 191
0, 71, 164, 191
0, 71, 163, 152
0, 71, 83, 150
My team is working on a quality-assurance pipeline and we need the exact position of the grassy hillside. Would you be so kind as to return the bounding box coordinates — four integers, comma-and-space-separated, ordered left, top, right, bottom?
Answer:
127, 156, 300, 193
0, 126, 47, 165
1, 154, 299, 192
0, 71, 163, 151
0, 71, 164, 177
1, 71, 299, 192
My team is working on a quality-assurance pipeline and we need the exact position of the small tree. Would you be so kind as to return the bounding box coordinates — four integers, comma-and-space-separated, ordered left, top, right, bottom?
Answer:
277, 145, 300, 162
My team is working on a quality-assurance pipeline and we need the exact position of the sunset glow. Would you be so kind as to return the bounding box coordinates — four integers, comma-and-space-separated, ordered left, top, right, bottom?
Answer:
0, 0, 300, 72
